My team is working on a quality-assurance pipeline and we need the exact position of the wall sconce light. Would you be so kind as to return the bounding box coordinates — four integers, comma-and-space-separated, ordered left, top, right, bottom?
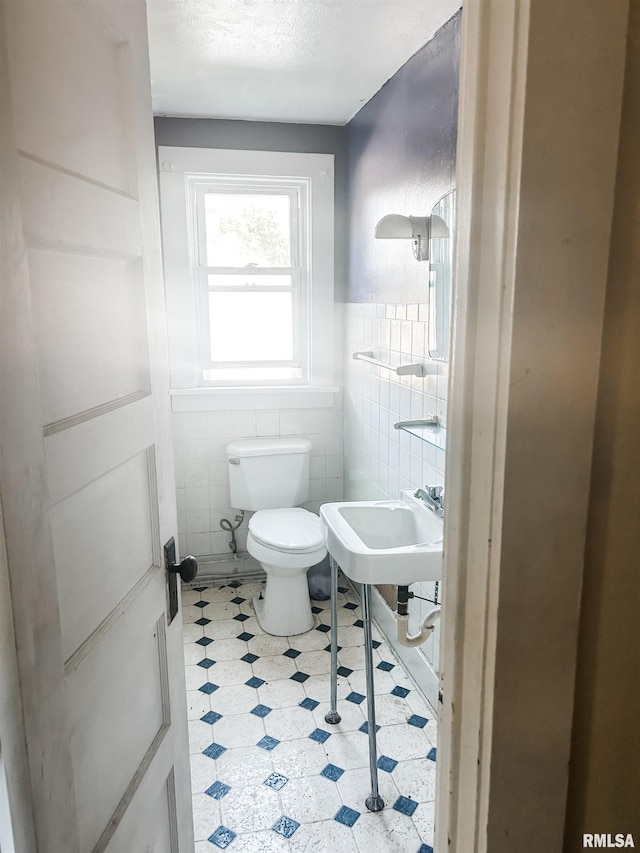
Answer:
374, 213, 449, 261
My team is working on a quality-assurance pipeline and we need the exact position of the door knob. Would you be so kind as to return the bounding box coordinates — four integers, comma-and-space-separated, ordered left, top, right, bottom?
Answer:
170, 554, 198, 584
164, 537, 198, 623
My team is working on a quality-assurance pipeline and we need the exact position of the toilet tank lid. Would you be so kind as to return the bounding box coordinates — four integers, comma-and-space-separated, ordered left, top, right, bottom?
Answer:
226, 438, 311, 458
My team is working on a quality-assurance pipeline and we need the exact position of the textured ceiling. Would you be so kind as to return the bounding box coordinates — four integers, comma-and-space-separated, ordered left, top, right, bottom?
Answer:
147, 0, 461, 124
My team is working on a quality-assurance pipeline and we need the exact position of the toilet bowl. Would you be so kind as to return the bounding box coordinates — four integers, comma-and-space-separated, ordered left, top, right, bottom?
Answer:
226, 438, 327, 636
248, 508, 326, 636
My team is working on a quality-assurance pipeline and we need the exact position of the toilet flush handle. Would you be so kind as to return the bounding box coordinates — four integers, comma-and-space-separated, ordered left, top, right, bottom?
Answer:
229, 457, 240, 465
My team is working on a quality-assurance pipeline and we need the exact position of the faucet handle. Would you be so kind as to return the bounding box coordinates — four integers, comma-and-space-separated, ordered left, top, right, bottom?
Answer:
427, 485, 444, 500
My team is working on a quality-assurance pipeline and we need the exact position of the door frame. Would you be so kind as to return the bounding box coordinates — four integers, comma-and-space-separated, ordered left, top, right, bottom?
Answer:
437, 1, 629, 851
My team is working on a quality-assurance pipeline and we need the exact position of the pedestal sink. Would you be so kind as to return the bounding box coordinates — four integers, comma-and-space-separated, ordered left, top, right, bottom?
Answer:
319, 489, 444, 813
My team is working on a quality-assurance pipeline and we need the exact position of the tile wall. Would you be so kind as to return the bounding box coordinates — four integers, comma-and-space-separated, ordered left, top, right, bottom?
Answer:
343, 303, 447, 675
173, 406, 344, 562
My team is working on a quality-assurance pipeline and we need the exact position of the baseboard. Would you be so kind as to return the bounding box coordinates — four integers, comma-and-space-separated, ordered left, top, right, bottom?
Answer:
191, 552, 264, 583
369, 584, 439, 714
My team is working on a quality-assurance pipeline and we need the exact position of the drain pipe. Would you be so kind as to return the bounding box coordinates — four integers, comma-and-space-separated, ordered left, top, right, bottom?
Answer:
396, 585, 441, 648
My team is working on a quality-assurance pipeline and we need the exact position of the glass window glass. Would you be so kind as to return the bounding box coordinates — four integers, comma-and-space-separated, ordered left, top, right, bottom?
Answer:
208, 291, 294, 363
204, 193, 291, 267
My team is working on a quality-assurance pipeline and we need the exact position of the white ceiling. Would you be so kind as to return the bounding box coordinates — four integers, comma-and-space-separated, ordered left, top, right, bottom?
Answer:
147, 0, 461, 125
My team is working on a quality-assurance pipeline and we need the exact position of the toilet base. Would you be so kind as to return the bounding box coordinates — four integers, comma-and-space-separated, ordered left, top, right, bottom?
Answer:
253, 566, 314, 636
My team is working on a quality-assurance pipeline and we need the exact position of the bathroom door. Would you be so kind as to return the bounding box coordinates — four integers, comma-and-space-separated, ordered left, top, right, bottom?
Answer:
0, 1, 193, 852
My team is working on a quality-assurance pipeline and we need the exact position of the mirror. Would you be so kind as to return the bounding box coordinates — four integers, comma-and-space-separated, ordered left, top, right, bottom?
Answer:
427, 190, 455, 361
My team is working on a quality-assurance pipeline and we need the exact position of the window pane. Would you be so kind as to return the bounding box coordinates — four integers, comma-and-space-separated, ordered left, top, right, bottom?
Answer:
208, 291, 294, 363
207, 273, 292, 289
204, 193, 291, 267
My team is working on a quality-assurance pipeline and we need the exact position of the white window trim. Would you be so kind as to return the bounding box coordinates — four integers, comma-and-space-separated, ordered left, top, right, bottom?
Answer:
158, 146, 338, 410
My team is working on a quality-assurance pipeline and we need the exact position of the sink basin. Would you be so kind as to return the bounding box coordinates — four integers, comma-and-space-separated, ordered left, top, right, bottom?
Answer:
319, 490, 443, 585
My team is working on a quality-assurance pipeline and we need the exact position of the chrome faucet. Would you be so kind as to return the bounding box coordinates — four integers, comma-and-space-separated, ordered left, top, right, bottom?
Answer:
414, 485, 445, 518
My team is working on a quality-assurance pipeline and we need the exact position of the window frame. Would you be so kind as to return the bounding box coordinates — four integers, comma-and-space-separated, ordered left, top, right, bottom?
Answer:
190, 177, 308, 385
158, 147, 337, 410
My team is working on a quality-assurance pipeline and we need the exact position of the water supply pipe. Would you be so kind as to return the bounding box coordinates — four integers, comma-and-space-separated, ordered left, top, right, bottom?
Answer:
396, 585, 441, 647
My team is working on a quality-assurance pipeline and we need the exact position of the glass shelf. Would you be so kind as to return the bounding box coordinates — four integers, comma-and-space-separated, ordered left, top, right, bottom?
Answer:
395, 423, 446, 451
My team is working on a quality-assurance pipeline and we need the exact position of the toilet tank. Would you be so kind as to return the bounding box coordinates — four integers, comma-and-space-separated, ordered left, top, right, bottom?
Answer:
226, 438, 311, 510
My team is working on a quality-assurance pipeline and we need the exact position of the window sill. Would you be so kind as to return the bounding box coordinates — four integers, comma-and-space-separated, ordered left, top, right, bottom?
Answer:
170, 386, 341, 412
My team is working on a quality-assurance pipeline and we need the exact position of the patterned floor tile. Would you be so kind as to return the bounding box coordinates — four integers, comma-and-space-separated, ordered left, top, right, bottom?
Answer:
205, 618, 249, 640
317, 605, 363, 627
287, 627, 334, 652
302, 673, 351, 703
190, 753, 219, 795
247, 633, 290, 657
226, 830, 291, 852
376, 723, 431, 762
205, 637, 248, 661
188, 719, 215, 753
336, 765, 399, 810
184, 642, 207, 666
392, 758, 437, 803
351, 808, 423, 853
263, 771, 288, 791
253, 654, 298, 681
213, 713, 266, 749
289, 817, 357, 852
220, 783, 281, 833
206, 659, 253, 687
272, 815, 300, 838
207, 824, 235, 849
257, 678, 307, 709
412, 800, 436, 848
192, 793, 222, 841
334, 805, 361, 827
346, 668, 398, 697
294, 649, 333, 675
323, 730, 370, 771
311, 699, 366, 733
186, 690, 211, 721
264, 705, 318, 742
279, 774, 343, 823
183, 622, 205, 643
371, 692, 418, 726
209, 684, 260, 715
182, 577, 438, 852
214, 746, 274, 788
270, 737, 328, 778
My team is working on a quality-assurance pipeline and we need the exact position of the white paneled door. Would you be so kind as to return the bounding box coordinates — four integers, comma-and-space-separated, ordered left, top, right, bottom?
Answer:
0, 1, 193, 852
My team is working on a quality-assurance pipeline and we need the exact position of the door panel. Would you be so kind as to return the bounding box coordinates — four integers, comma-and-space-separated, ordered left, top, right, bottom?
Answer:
18, 156, 142, 258
9, 0, 137, 195
30, 252, 150, 425
50, 450, 157, 662
1, 1, 193, 851
67, 599, 168, 853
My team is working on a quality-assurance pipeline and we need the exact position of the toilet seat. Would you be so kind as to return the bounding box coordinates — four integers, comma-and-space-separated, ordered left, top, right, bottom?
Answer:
249, 508, 325, 554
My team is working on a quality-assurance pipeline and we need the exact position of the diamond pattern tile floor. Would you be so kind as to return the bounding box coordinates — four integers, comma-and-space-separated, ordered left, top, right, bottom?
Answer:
183, 576, 437, 851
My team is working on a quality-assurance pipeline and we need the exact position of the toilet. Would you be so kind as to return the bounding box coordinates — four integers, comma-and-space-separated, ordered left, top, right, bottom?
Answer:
226, 438, 327, 636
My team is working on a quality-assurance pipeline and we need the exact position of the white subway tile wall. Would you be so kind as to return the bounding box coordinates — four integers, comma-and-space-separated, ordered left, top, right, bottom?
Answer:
173, 405, 344, 562
343, 303, 447, 676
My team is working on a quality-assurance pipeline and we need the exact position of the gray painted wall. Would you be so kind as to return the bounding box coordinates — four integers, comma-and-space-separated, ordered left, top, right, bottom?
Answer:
154, 117, 348, 299
346, 11, 460, 304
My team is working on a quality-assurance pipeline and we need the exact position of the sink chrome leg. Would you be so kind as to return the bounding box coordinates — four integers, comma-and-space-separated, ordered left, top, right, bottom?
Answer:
363, 583, 384, 812
324, 556, 341, 725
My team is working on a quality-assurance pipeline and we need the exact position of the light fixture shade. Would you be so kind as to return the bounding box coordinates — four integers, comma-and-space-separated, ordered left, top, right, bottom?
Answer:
373, 213, 433, 261
374, 214, 414, 239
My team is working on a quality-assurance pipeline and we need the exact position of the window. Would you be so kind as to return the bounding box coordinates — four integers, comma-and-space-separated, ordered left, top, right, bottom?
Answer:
194, 180, 306, 384
158, 147, 336, 408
